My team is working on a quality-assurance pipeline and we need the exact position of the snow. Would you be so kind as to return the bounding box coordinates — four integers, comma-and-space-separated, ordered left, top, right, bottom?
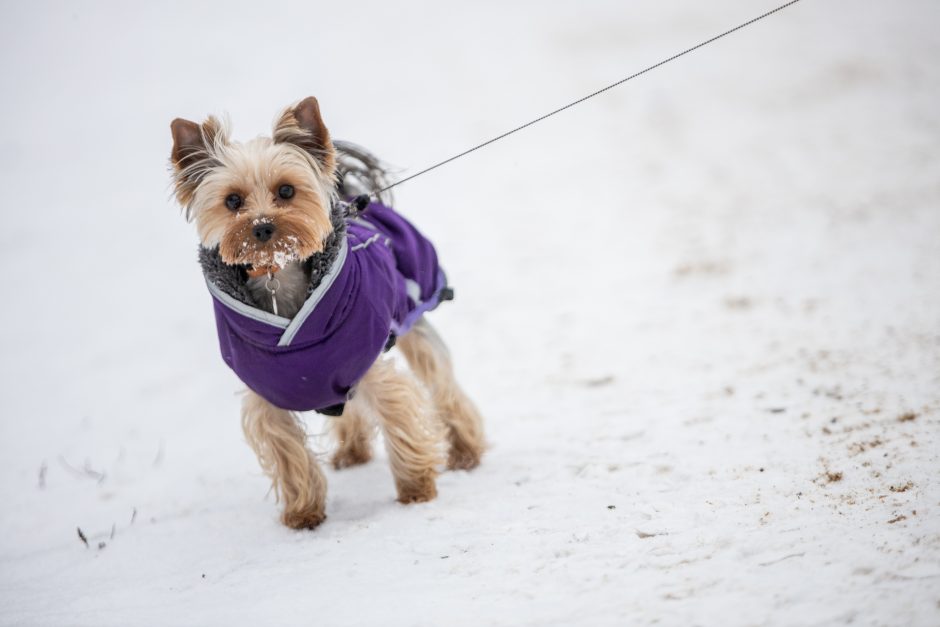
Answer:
1, 0, 939, 625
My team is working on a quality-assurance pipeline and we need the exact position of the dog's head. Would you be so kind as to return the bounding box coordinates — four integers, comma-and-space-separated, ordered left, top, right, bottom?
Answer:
169, 97, 337, 271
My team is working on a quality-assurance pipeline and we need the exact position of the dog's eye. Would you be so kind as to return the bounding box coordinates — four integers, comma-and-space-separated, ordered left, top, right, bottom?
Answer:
278, 184, 294, 200
225, 193, 243, 211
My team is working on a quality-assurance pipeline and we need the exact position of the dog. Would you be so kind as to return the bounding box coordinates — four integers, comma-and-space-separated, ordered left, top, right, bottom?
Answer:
168, 97, 485, 529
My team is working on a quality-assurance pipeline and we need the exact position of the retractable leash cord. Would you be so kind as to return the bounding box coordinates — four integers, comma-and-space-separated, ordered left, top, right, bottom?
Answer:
341, 0, 803, 217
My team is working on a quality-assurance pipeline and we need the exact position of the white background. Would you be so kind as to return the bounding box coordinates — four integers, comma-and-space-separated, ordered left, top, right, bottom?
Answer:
1, 1, 938, 625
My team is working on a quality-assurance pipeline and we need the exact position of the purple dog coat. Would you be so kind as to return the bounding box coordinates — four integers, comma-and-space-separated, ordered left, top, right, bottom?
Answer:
204, 202, 448, 413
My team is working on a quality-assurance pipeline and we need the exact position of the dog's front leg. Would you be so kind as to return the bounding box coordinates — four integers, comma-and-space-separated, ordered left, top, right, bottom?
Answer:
241, 390, 327, 529
358, 358, 442, 503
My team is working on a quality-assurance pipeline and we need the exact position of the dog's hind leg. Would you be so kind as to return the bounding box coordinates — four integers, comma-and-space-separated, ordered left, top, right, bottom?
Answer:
397, 318, 485, 470
241, 390, 327, 529
330, 401, 374, 469
357, 358, 442, 503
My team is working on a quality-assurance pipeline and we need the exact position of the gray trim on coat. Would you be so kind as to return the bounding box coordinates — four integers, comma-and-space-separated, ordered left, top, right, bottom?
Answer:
277, 237, 350, 347
206, 279, 291, 328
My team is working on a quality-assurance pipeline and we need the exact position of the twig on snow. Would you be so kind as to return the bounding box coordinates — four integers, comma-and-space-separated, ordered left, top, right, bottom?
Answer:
58, 456, 106, 484
759, 552, 805, 566
153, 440, 165, 467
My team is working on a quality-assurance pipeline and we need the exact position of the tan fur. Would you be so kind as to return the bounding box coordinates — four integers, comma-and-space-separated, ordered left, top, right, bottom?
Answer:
187, 140, 335, 268
396, 319, 486, 469
355, 358, 443, 503
169, 99, 337, 271
242, 390, 327, 529
330, 402, 374, 469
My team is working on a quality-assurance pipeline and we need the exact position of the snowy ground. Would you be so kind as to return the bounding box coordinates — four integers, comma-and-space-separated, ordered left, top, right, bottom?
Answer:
1, 0, 938, 625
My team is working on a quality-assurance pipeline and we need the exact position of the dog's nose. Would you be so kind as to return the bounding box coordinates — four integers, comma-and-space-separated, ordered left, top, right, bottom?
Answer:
252, 223, 276, 243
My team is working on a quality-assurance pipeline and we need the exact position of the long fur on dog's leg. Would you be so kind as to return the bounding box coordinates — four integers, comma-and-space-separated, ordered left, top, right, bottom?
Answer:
330, 400, 374, 469
241, 390, 327, 529
397, 318, 486, 470
358, 358, 442, 503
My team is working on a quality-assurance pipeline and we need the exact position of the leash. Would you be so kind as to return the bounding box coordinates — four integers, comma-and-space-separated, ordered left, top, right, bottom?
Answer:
344, 0, 803, 212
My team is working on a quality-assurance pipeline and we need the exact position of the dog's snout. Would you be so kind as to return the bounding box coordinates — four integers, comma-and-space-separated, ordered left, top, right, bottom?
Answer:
252, 223, 276, 243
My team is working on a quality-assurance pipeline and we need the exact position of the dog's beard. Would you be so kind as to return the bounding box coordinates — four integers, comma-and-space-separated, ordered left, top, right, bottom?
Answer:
231, 236, 301, 269
218, 214, 328, 269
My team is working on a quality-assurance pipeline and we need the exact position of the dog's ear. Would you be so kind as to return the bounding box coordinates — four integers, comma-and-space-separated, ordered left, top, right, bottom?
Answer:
170, 118, 204, 170
170, 116, 226, 210
273, 97, 336, 176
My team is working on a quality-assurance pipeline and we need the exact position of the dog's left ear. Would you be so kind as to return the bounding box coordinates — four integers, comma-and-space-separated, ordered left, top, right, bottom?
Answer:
170, 116, 227, 211
273, 97, 336, 176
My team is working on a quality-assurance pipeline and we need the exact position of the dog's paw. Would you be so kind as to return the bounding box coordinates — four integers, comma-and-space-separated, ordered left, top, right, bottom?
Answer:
447, 442, 483, 471
281, 508, 326, 530
331, 446, 372, 470
396, 475, 438, 504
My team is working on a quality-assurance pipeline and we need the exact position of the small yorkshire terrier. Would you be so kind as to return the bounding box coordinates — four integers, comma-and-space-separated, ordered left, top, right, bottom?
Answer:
169, 97, 485, 529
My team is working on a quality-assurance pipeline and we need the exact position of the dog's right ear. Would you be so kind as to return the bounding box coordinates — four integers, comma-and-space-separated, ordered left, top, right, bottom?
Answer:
169, 116, 226, 210
273, 97, 336, 177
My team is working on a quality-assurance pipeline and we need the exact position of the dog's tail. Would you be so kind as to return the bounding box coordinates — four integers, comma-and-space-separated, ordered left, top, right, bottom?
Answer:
334, 140, 393, 206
